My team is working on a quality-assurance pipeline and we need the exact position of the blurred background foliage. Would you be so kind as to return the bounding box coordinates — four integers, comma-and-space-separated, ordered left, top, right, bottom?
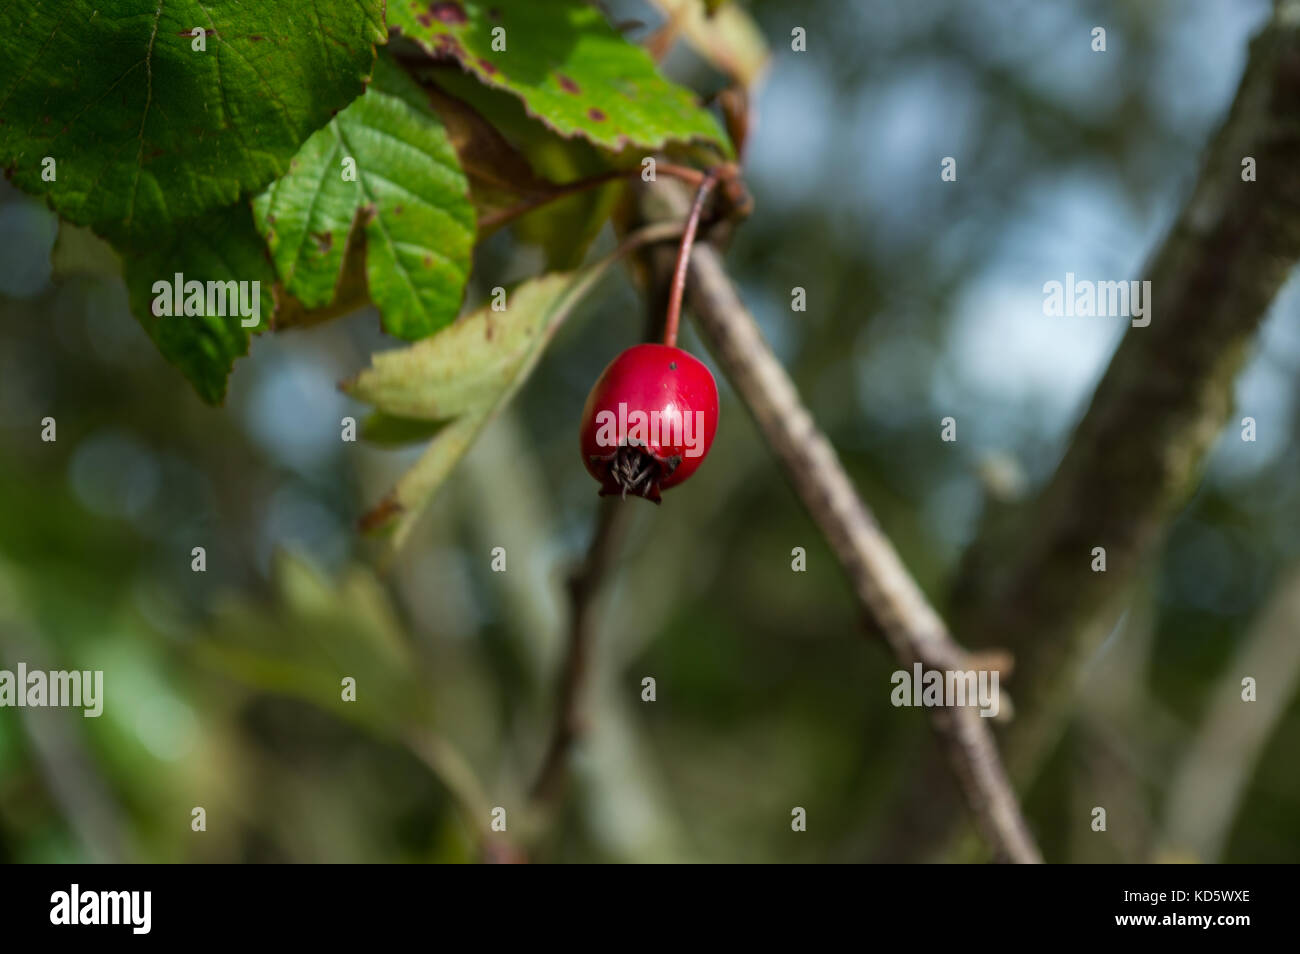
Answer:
2, 0, 1298, 862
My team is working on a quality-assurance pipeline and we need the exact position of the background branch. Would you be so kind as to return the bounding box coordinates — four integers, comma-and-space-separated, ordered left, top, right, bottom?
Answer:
0, 623, 126, 864
887, 0, 1300, 859
955, 0, 1300, 777
1158, 562, 1300, 862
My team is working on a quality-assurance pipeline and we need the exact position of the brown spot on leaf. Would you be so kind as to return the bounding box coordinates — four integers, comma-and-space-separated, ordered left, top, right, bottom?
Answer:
359, 494, 404, 534
557, 74, 580, 94
587, 107, 607, 122
311, 231, 333, 253
393, 204, 404, 215
422, 254, 434, 267
249, 34, 263, 41
426, 2, 467, 25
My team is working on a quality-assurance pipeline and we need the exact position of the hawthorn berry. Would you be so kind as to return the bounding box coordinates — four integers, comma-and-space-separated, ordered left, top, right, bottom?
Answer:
579, 343, 719, 502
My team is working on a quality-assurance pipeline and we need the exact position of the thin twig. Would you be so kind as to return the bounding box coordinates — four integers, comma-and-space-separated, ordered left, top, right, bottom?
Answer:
638, 182, 1042, 863
645, 1, 689, 63
479, 162, 706, 233
0, 624, 126, 863
529, 496, 631, 807
662, 169, 719, 348
404, 727, 526, 863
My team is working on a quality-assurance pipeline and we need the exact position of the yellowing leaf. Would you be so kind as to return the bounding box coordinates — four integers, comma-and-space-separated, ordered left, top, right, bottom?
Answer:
649, 0, 770, 90
346, 265, 616, 547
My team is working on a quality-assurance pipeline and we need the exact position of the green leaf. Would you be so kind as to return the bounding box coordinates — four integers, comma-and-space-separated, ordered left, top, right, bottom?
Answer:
361, 412, 448, 447
390, 0, 732, 156
346, 265, 614, 547
253, 53, 476, 341
193, 551, 435, 736
0, 0, 386, 246
122, 203, 274, 406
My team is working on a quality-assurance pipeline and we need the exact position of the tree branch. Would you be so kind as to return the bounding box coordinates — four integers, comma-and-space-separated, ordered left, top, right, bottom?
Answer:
638, 185, 1042, 863
882, 0, 1300, 861
1159, 563, 1300, 862
529, 495, 632, 808
952, 0, 1300, 782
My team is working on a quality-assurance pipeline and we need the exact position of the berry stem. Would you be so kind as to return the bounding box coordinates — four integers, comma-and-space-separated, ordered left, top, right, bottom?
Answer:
662, 169, 720, 349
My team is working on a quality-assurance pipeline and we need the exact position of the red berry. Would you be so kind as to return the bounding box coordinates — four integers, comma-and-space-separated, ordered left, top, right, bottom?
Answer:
579, 343, 719, 502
